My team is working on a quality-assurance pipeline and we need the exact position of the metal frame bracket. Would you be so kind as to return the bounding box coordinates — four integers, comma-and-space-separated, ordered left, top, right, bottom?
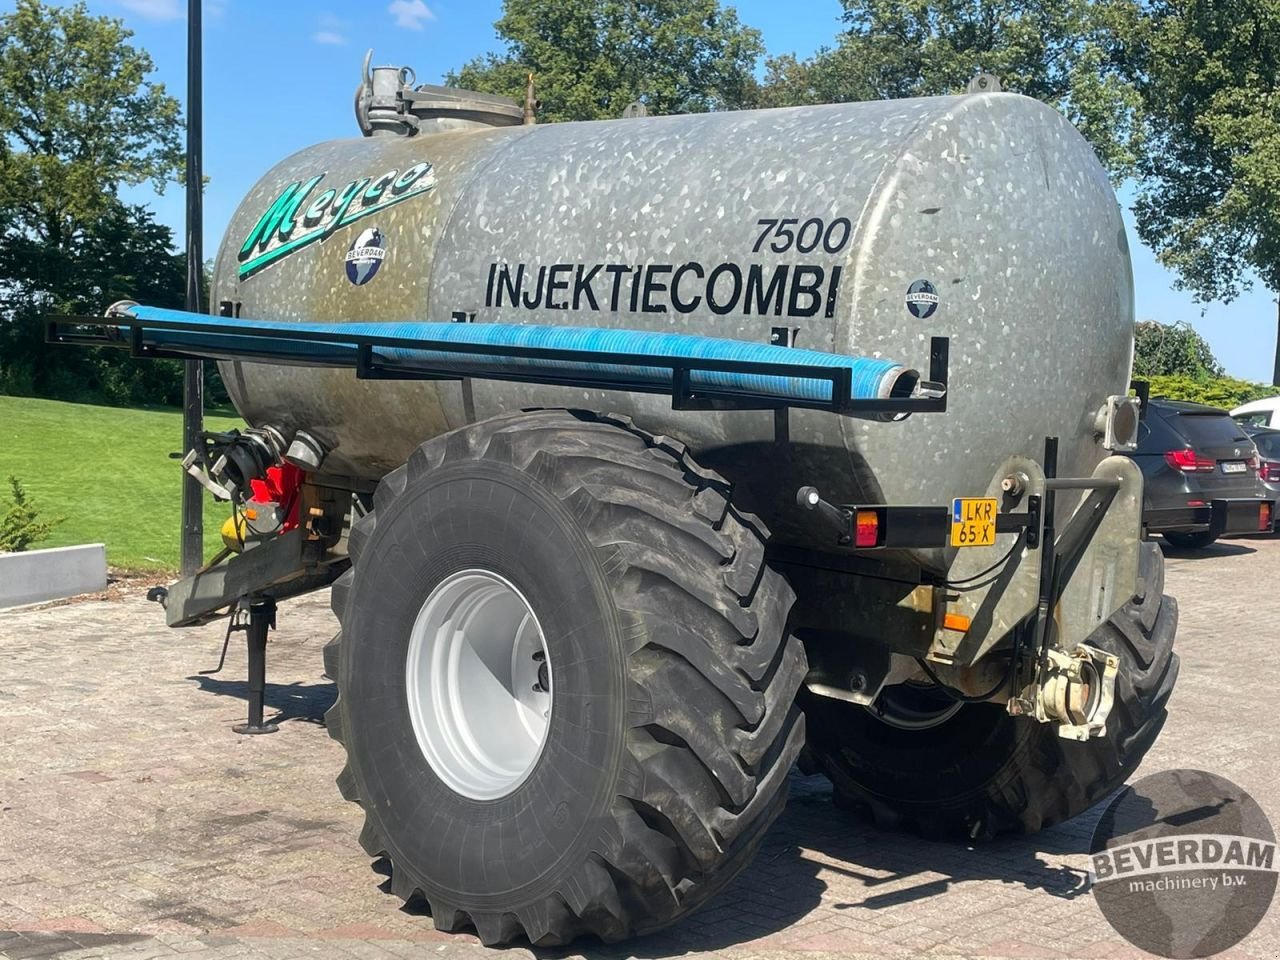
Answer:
47, 314, 950, 420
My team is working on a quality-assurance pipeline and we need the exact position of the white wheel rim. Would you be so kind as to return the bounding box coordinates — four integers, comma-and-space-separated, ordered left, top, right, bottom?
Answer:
405, 569, 552, 800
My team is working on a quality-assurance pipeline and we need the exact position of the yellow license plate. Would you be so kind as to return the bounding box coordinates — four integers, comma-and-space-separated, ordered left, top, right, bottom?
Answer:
951, 498, 997, 547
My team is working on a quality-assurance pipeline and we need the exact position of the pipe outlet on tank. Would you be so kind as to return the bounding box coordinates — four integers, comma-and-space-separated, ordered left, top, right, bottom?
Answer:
356, 51, 523, 138
1094, 396, 1142, 452
284, 430, 330, 472
356, 54, 420, 138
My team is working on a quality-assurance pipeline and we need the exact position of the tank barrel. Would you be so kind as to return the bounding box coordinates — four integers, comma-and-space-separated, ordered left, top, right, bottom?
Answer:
208, 77, 1133, 522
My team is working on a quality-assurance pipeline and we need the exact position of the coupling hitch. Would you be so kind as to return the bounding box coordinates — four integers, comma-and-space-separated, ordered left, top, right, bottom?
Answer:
182, 426, 288, 502
1009, 643, 1120, 740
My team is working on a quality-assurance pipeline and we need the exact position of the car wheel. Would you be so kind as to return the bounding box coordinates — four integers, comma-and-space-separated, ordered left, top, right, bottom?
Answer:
1162, 530, 1217, 549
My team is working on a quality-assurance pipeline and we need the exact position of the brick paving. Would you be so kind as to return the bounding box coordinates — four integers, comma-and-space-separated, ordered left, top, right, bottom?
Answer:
1, 537, 1278, 959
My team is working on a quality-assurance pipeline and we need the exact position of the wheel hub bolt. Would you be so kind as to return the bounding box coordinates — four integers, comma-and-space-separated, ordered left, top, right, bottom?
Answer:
532, 660, 550, 694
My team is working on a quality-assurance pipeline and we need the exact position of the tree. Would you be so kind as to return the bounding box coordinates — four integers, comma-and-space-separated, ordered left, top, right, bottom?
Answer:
1123, 0, 1280, 384
1132, 319, 1223, 378
0, 0, 182, 245
1133, 320, 1271, 409
0, 201, 195, 406
449, 0, 764, 122
0, 0, 192, 407
1145, 373, 1272, 408
757, 0, 1144, 179
0, 476, 63, 553
754, 48, 874, 109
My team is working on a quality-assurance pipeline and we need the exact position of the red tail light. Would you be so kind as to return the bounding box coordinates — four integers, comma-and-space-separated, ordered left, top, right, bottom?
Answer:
854, 509, 880, 548
1164, 449, 1215, 473
1261, 502, 1274, 532
1263, 461, 1280, 484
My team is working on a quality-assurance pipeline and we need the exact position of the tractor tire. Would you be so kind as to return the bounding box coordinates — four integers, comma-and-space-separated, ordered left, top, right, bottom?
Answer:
1162, 530, 1217, 550
801, 541, 1178, 840
324, 409, 806, 945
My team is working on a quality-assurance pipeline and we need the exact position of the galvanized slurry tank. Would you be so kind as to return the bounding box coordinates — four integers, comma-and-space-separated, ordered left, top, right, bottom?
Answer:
213, 92, 1133, 554
185, 90, 1180, 944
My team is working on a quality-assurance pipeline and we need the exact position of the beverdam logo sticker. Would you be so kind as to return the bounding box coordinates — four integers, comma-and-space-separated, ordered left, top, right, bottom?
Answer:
1090, 769, 1276, 958
345, 228, 387, 286
905, 279, 939, 319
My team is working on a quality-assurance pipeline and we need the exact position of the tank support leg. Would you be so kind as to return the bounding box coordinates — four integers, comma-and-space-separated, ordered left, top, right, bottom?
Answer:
233, 597, 279, 735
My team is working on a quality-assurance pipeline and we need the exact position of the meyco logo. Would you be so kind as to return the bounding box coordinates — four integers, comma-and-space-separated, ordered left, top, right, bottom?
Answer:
237, 162, 435, 280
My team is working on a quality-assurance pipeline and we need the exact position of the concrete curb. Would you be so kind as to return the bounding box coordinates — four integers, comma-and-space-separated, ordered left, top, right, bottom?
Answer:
0, 543, 107, 608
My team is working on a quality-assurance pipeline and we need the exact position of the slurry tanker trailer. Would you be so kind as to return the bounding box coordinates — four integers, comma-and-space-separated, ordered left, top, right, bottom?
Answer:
59, 60, 1254, 946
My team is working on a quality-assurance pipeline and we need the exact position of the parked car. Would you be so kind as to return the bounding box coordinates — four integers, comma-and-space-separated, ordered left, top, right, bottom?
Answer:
1231, 396, 1280, 428
1129, 399, 1271, 548
1244, 425, 1280, 531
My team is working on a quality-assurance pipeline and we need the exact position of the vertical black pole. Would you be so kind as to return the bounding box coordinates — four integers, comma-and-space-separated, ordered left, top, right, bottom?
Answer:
181, 0, 204, 577
1272, 296, 1280, 388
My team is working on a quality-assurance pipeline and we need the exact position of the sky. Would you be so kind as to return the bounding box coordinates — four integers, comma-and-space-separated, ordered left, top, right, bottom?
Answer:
12, 0, 1278, 382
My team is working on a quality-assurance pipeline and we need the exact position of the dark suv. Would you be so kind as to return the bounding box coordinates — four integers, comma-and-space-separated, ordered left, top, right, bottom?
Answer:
1128, 398, 1272, 548
1245, 425, 1280, 531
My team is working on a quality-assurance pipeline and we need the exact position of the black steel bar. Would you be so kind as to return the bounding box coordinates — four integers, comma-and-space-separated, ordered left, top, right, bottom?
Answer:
832, 503, 1039, 549
995, 512, 1035, 532
50, 314, 934, 385
49, 315, 901, 376
1272, 297, 1279, 389
1052, 486, 1119, 590
1130, 378, 1150, 420
145, 323, 889, 381
105, 337, 911, 414
139, 343, 360, 369
879, 506, 950, 548
356, 343, 457, 381
1024, 495, 1042, 550
48, 315, 950, 416
233, 598, 279, 735
1043, 477, 1123, 491
1033, 438, 1060, 681
928, 336, 949, 384
180, 0, 205, 577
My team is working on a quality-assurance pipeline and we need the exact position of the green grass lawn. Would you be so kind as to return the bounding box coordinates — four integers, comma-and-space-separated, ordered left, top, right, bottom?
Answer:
0, 395, 244, 571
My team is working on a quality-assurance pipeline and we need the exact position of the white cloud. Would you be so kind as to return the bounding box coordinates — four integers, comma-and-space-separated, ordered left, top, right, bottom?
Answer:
313, 13, 347, 45
388, 0, 434, 30
118, 0, 182, 21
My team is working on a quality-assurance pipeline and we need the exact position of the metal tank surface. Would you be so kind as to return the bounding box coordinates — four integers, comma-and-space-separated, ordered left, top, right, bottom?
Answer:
212, 88, 1133, 559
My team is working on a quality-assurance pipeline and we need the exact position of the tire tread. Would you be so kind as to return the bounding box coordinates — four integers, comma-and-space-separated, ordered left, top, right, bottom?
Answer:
325, 409, 805, 944
808, 541, 1178, 840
